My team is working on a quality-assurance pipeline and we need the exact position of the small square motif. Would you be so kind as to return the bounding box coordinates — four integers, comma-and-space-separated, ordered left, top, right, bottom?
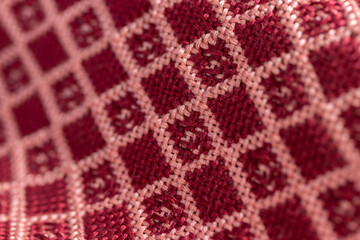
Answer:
83, 204, 134, 239
1, 57, 30, 93
185, 157, 243, 222
207, 84, 264, 145
280, 117, 345, 181
13, 93, 50, 136
82, 45, 128, 94
118, 131, 171, 190
239, 144, 286, 199
105, 0, 151, 29
28, 30, 68, 72
143, 186, 188, 235
235, 12, 292, 67
190, 39, 237, 87
167, 111, 212, 164
310, 37, 360, 99
142, 61, 194, 116
70, 8, 102, 48
82, 160, 119, 204
165, 0, 221, 45
319, 182, 360, 237
261, 64, 307, 118
12, 0, 45, 32
52, 73, 84, 113
26, 179, 68, 215
260, 196, 319, 240
26, 140, 59, 175
106, 92, 145, 135
29, 221, 70, 240
63, 112, 105, 162
127, 24, 166, 66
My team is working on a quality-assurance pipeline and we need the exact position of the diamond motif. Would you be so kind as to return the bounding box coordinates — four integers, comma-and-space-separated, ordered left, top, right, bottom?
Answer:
1, 57, 30, 93
26, 140, 59, 175
185, 157, 243, 222
13, 94, 50, 136
12, 0, 45, 32
118, 131, 171, 190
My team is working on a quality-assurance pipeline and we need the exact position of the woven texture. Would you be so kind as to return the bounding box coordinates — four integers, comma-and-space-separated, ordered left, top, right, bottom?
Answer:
0, 0, 360, 239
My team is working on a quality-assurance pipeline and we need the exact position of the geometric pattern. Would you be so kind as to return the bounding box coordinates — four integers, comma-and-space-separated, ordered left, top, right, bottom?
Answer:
0, 0, 359, 239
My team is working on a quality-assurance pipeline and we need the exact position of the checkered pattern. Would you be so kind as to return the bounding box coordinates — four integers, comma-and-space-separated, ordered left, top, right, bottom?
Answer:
0, 0, 359, 239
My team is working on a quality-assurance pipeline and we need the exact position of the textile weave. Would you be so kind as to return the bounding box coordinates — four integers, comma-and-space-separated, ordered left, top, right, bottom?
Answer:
0, 0, 360, 239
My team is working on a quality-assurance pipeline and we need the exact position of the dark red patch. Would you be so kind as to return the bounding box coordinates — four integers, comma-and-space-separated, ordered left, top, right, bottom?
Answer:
280, 117, 345, 181
239, 144, 286, 199
29, 221, 70, 240
190, 39, 237, 87
63, 112, 106, 162
12, 0, 45, 32
261, 64, 307, 118
297, 0, 346, 37
52, 73, 84, 113
185, 157, 243, 222
0, 192, 10, 214
319, 182, 360, 237
212, 223, 254, 239
26, 179, 68, 215
82, 45, 128, 94
235, 12, 292, 67
13, 94, 50, 136
310, 37, 360, 99
54, 0, 81, 11
0, 222, 10, 240
1, 57, 30, 93
28, 30, 68, 72
106, 92, 145, 135
207, 84, 264, 145
0, 155, 11, 183
127, 24, 166, 66
341, 106, 360, 150
0, 22, 11, 52
167, 111, 212, 164
82, 160, 119, 204
105, 0, 151, 29
261, 196, 319, 240
143, 186, 188, 235
118, 131, 171, 190
70, 8, 103, 48
83, 204, 134, 239
141, 61, 194, 116
26, 140, 59, 175
164, 0, 221, 46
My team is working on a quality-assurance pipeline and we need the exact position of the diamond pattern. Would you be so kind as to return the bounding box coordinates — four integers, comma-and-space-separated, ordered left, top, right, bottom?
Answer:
82, 45, 128, 94
260, 196, 319, 240
28, 30, 68, 72
13, 93, 50, 136
12, 0, 45, 32
1, 57, 30, 93
185, 157, 243, 222
63, 112, 105, 161
141, 61, 194, 116
118, 131, 172, 190
26, 140, 59, 175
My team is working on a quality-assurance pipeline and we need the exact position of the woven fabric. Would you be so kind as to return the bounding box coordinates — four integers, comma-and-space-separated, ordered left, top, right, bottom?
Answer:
0, 0, 360, 239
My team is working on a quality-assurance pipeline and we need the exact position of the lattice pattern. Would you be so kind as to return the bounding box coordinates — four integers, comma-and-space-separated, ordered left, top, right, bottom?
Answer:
0, 0, 359, 239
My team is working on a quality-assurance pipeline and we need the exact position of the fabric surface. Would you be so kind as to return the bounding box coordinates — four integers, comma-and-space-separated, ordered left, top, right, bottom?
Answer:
0, 0, 360, 239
